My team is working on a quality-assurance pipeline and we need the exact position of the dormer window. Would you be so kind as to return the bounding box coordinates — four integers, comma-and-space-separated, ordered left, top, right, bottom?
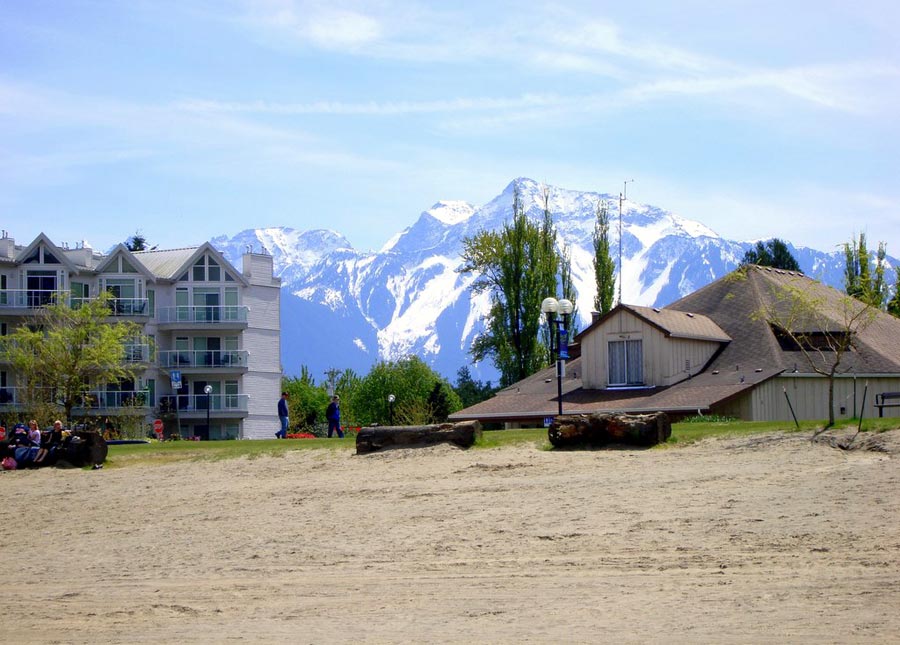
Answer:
608, 339, 643, 386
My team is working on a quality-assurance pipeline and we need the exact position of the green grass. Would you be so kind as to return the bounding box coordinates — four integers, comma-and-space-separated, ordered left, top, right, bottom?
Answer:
104, 436, 356, 468
104, 417, 900, 469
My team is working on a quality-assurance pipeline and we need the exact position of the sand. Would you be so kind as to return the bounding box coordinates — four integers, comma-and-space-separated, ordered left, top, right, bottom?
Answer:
2, 430, 899, 644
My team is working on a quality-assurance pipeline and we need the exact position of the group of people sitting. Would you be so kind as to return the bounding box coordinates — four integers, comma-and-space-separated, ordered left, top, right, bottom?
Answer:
1, 419, 66, 470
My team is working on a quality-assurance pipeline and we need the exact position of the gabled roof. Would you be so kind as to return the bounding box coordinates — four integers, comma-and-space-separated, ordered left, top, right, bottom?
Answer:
14, 233, 80, 273
578, 303, 731, 343
132, 243, 248, 286
94, 244, 157, 280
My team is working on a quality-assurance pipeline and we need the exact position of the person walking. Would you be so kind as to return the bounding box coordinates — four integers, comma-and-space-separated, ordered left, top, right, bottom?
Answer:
276, 392, 289, 439
326, 395, 344, 438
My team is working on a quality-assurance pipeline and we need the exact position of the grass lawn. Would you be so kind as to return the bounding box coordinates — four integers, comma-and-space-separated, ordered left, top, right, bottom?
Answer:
103, 417, 900, 469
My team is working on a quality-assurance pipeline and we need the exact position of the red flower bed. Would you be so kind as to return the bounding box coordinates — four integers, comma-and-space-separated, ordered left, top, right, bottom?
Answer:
286, 433, 316, 439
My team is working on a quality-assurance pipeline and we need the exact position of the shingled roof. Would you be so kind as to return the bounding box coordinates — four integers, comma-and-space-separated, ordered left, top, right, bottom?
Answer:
450, 265, 900, 424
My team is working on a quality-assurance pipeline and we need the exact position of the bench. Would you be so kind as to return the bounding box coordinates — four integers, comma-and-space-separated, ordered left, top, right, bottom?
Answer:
874, 392, 900, 418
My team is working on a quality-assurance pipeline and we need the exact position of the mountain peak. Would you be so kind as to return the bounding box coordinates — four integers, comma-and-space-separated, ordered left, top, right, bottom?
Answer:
424, 201, 476, 226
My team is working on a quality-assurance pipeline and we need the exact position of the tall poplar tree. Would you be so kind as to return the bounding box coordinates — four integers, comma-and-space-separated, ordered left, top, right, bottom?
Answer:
460, 185, 559, 387
592, 199, 616, 315
844, 233, 887, 308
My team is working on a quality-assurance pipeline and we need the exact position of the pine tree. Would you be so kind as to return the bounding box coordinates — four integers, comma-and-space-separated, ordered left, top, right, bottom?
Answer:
592, 199, 616, 315
741, 238, 799, 271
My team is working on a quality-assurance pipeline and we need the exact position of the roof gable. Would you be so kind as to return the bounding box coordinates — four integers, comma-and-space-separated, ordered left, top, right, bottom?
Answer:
14, 233, 80, 273
132, 243, 248, 285
94, 244, 156, 280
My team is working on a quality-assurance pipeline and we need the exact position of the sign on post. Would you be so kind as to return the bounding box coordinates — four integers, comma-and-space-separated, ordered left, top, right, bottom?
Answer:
153, 419, 164, 435
170, 370, 182, 390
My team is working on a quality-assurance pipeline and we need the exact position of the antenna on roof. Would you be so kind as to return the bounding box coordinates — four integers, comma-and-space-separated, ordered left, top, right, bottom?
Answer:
618, 179, 634, 305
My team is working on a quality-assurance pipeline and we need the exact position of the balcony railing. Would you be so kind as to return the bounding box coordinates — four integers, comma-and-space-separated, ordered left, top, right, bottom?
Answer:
71, 297, 150, 316
0, 289, 67, 308
0, 388, 151, 410
0, 291, 149, 316
157, 306, 248, 324
123, 344, 152, 363
158, 349, 248, 369
159, 393, 248, 413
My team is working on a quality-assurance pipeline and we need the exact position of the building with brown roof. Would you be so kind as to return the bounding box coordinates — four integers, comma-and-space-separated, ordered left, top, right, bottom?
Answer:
450, 265, 900, 426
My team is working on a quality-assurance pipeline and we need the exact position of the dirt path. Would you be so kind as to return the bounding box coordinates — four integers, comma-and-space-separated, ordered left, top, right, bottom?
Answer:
2, 431, 899, 643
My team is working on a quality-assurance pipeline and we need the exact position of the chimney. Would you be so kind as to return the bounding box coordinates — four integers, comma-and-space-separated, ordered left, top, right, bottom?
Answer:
0, 233, 15, 259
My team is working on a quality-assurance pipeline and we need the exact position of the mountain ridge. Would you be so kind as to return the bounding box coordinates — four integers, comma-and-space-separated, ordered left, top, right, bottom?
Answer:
211, 178, 892, 382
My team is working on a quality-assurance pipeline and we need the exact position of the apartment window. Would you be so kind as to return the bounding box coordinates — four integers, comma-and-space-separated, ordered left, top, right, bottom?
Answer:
608, 339, 643, 386
225, 380, 239, 408
147, 289, 155, 315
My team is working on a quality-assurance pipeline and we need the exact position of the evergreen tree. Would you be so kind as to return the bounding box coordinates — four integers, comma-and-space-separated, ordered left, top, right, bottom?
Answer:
427, 381, 451, 422
741, 238, 800, 271
592, 199, 616, 315
460, 185, 559, 387
125, 230, 151, 252
453, 366, 496, 408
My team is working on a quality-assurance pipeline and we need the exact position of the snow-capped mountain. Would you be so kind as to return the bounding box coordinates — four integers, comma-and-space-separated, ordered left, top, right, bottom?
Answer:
214, 178, 887, 383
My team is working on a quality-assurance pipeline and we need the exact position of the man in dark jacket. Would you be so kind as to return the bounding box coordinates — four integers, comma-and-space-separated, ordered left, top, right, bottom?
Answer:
276, 392, 289, 439
326, 395, 344, 438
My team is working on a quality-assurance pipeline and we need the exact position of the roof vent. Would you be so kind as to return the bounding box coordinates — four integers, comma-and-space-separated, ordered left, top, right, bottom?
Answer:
755, 368, 763, 372
686, 312, 694, 318
712, 370, 720, 375
652, 307, 660, 313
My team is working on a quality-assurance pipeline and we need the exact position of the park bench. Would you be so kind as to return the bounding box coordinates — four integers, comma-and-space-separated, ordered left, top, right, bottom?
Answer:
874, 392, 900, 418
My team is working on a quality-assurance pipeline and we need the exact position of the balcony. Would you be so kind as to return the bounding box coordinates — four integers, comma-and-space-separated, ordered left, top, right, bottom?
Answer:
159, 393, 249, 417
0, 291, 150, 318
157, 349, 249, 371
123, 343, 152, 364
0, 388, 150, 413
156, 305, 249, 330
0, 289, 67, 310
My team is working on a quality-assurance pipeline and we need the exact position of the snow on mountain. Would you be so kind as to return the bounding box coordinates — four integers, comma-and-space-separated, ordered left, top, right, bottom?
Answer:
213, 178, 891, 383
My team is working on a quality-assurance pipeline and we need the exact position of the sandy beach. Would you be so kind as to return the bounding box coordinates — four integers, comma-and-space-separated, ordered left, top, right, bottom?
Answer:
2, 430, 899, 644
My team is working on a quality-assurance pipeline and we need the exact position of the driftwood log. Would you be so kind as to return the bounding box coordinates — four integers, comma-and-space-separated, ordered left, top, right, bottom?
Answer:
548, 412, 671, 448
356, 421, 482, 455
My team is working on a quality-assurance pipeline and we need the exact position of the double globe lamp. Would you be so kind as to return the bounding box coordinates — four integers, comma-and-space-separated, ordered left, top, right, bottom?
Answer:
541, 297, 574, 416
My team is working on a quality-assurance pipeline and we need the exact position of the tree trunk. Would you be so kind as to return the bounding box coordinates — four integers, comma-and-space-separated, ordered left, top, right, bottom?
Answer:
548, 412, 671, 448
356, 421, 482, 455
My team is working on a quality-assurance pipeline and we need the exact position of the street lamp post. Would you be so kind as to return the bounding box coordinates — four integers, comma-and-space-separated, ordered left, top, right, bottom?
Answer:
204, 384, 212, 438
388, 393, 395, 426
541, 297, 574, 416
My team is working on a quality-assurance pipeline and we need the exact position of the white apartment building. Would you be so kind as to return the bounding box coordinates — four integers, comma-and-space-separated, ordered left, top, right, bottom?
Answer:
0, 231, 281, 440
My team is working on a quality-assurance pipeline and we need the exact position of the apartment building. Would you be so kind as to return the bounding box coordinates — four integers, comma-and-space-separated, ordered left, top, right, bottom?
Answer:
0, 231, 281, 440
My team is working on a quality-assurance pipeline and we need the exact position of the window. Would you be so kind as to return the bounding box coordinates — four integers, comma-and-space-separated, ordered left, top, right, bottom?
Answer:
192, 254, 223, 282
147, 289, 155, 315
608, 339, 643, 386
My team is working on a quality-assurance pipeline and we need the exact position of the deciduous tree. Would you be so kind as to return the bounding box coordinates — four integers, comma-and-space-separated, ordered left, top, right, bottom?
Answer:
592, 199, 616, 315
0, 292, 142, 423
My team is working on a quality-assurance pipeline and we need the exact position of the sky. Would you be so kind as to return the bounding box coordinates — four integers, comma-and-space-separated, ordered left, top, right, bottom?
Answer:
2, 0, 899, 257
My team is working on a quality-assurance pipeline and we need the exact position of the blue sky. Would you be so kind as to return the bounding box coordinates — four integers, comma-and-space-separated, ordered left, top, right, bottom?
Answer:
2, 0, 899, 256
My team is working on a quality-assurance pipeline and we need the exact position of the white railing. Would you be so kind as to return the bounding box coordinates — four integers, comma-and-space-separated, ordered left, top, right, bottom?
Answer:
157, 306, 248, 324
0, 289, 67, 308
0, 291, 149, 316
0, 388, 151, 410
158, 349, 248, 369
158, 393, 248, 413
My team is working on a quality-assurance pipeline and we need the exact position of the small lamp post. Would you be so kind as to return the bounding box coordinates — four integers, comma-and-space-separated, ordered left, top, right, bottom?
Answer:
541, 297, 574, 416
204, 384, 212, 438
388, 393, 396, 426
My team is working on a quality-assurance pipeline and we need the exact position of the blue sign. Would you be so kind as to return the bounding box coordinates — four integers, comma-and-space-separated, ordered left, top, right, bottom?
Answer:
559, 335, 569, 359
170, 370, 182, 390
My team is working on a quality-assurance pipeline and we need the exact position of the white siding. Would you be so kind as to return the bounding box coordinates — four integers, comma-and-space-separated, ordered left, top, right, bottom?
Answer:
582, 310, 721, 389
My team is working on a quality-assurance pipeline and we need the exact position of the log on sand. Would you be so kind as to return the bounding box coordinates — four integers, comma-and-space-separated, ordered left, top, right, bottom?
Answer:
548, 412, 671, 448
356, 421, 482, 455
